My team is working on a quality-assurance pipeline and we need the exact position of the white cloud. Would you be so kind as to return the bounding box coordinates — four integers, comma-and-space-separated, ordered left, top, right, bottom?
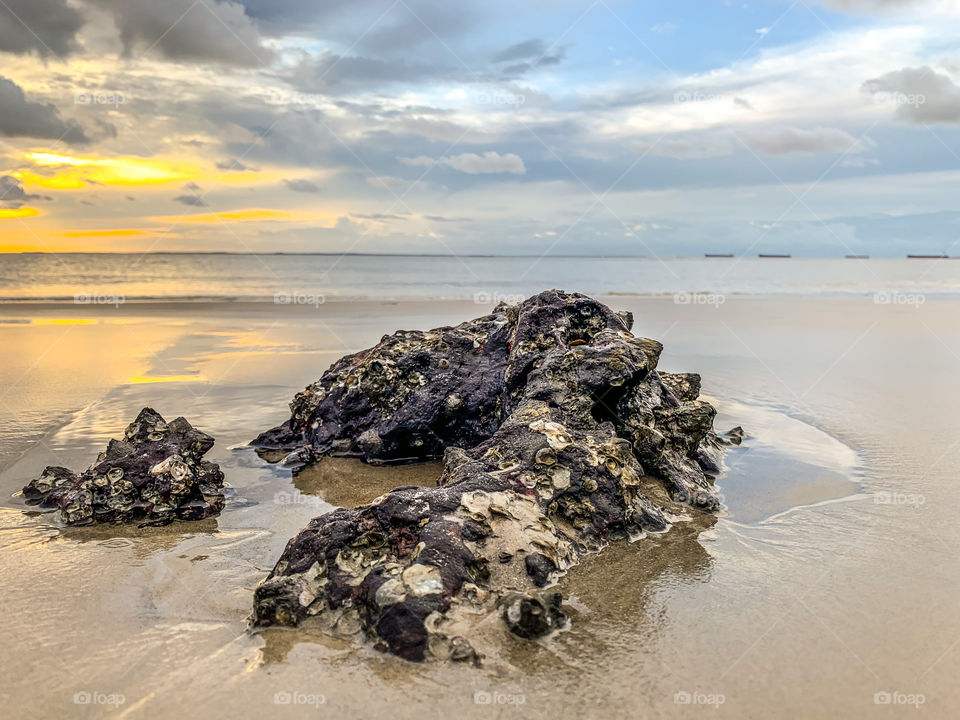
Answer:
863, 66, 960, 122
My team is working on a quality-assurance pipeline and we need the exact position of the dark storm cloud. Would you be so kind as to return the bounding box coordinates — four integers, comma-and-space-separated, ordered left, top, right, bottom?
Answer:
0, 76, 89, 143
0, 0, 84, 56
0, 175, 52, 209
86, 0, 274, 66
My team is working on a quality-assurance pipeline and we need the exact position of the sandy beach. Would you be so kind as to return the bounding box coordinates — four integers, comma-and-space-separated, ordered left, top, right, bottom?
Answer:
1, 295, 956, 718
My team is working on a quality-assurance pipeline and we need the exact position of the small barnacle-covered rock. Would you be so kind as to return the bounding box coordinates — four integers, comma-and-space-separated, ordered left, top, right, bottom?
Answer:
21, 408, 225, 526
501, 591, 567, 639
252, 291, 736, 661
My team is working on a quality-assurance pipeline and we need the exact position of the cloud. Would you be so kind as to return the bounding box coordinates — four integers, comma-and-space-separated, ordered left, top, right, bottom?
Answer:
290, 51, 457, 94
632, 135, 736, 160
352, 212, 406, 220
0, 175, 51, 209
862, 66, 960, 122
818, 0, 929, 11
173, 194, 208, 206
352, 1, 477, 55
0, 0, 84, 56
283, 178, 320, 192
494, 38, 550, 63
650, 22, 678, 34
494, 38, 568, 76
743, 126, 872, 155
399, 151, 526, 174
88, 0, 274, 65
240, 0, 478, 52
0, 76, 89, 143
216, 158, 255, 171
443, 151, 525, 174
424, 214, 473, 222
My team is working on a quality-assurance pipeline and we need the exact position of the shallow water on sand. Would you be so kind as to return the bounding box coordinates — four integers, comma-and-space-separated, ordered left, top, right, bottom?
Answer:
0, 298, 956, 719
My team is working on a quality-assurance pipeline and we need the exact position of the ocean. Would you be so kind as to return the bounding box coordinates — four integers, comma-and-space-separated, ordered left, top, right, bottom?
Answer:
1, 253, 959, 302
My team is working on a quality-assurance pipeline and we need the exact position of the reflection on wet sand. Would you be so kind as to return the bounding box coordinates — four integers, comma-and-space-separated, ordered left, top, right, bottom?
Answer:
58, 518, 220, 552
292, 457, 442, 508
495, 516, 717, 673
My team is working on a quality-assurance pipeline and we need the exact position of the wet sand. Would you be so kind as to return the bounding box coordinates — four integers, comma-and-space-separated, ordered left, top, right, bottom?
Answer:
0, 297, 956, 718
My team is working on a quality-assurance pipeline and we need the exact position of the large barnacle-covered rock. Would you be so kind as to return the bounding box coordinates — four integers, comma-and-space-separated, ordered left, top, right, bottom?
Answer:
22, 408, 225, 526
252, 290, 731, 661
252, 310, 515, 464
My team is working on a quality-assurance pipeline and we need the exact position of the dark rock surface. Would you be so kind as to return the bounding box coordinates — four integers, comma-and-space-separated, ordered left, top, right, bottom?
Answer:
252, 291, 731, 661
22, 408, 225, 526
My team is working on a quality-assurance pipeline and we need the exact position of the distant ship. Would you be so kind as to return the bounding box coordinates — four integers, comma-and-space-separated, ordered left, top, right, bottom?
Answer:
846, 255, 869, 259
758, 253, 791, 258
704, 253, 734, 258
907, 252, 948, 259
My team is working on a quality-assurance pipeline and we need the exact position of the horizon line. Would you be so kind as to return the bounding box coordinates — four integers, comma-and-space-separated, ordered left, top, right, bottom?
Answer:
0, 251, 945, 259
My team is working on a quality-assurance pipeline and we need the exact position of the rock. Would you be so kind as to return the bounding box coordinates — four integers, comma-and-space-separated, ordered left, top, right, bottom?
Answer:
22, 408, 225, 526
524, 552, 557, 587
252, 290, 731, 660
501, 591, 566, 639
251, 308, 515, 463
723, 426, 745, 446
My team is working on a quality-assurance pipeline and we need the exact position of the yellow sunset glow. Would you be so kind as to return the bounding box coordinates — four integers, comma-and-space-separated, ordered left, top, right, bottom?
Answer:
148, 208, 335, 224
17, 152, 271, 190
64, 229, 159, 238
127, 373, 205, 384
22, 152, 196, 187
0, 207, 40, 220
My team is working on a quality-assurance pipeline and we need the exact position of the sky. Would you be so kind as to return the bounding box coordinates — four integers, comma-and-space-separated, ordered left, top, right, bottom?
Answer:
1, 0, 960, 256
